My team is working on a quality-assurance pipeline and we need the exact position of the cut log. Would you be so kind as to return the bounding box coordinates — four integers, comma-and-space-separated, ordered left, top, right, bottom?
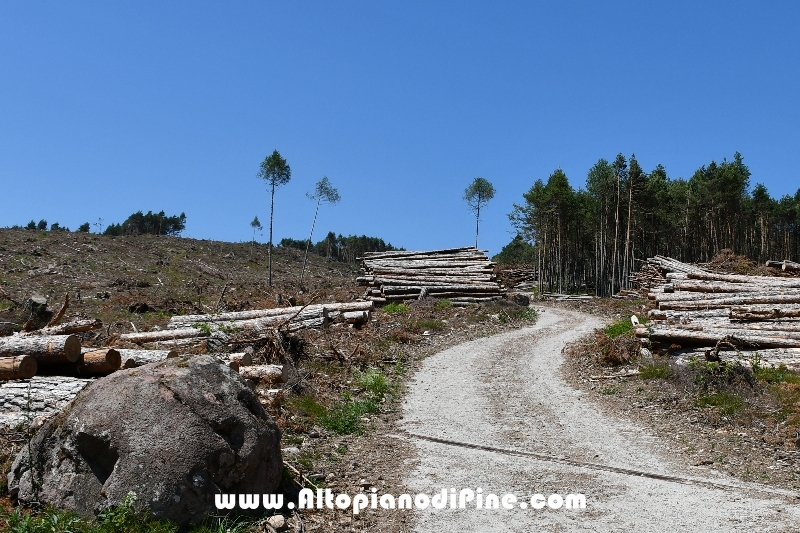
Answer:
167, 301, 373, 328
729, 307, 800, 321
238, 364, 287, 384
228, 352, 253, 368
0, 334, 81, 364
659, 294, 800, 311
78, 348, 121, 375
637, 327, 800, 348
342, 311, 370, 325
0, 355, 37, 380
118, 349, 179, 368
118, 327, 207, 344
0, 376, 91, 428
22, 318, 103, 337
686, 271, 800, 287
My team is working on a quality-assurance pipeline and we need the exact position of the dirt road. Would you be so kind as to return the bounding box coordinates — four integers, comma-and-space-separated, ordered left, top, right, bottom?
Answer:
400, 307, 799, 532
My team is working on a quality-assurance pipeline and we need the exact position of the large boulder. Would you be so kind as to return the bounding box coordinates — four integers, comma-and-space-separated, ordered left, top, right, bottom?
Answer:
8, 355, 282, 526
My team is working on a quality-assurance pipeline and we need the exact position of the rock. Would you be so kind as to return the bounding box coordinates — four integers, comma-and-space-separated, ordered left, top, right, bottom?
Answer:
25, 293, 48, 313
8, 355, 282, 526
639, 347, 654, 364
266, 515, 285, 529
505, 292, 530, 307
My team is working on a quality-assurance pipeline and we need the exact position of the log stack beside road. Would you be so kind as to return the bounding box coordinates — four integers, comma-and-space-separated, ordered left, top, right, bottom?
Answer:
634, 255, 800, 368
358, 247, 506, 304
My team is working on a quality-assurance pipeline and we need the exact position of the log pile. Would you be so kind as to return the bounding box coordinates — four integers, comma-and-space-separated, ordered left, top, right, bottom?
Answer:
765, 259, 800, 274
635, 256, 800, 368
496, 267, 537, 290
358, 247, 505, 304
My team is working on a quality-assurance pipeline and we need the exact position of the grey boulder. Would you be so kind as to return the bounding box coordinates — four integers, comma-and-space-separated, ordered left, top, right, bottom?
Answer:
8, 355, 282, 526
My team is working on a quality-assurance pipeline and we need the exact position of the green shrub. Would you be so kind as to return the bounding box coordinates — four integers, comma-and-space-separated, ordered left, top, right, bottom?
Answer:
695, 392, 745, 415
415, 318, 445, 331
639, 362, 672, 380
434, 299, 452, 310
382, 302, 408, 314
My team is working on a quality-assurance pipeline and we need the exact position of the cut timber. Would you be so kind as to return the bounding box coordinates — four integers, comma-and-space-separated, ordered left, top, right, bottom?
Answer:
0, 355, 37, 380
23, 318, 103, 337
118, 327, 206, 344
118, 349, 178, 368
167, 301, 373, 328
0, 376, 91, 428
686, 271, 800, 288
228, 352, 253, 368
342, 311, 369, 325
637, 327, 800, 348
0, 334, 81, 364
729, 307, 800, 321
78, 348, 121, 375
239, 364, 287, 384
658, 294, 800, 311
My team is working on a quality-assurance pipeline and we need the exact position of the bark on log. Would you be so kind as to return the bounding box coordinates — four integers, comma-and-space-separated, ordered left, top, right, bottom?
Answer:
0, 376, 91, 428
22, 318, 103, 337
0, 355, 37, 380
0, 335, 81, 364
118, 349, 178, 368
342, 311, 370, 325
238, 364, 287, 384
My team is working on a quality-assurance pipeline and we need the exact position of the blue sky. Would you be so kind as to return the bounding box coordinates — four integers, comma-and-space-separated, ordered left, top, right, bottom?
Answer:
1, 1, 799, 256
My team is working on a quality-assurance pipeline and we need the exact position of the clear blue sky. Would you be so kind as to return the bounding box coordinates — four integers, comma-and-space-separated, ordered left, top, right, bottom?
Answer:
2, 1, 799, 256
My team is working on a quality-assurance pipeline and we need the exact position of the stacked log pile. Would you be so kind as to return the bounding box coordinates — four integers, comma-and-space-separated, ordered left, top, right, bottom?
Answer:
496, 267, 537, 290
358, 247, 505, 304
765, 260, 800, 273
635, 256, 800, 368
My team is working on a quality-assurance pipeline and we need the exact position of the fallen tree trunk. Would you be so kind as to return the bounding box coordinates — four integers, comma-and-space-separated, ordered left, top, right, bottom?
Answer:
118, 349, 179, 368
238, 364, 287, 384
0, 335, 81, 364
78, 348, 121, 375
0, 355, 37, 380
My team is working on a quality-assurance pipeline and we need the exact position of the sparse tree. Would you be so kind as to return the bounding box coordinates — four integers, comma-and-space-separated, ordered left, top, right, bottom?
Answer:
78, 222, 90, 232
464, 177, 496, 248
256, 150, 291, 287
25, 220, 36, 230
300, 177, 341, 287
250, 216, 262, 260
37, 219, 47, 231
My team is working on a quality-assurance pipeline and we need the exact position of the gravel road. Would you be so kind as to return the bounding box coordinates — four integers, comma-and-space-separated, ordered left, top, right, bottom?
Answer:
400, 307, 799, 532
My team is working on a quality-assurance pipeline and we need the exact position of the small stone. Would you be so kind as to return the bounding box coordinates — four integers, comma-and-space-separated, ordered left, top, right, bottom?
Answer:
282, 447, 301, 456
267, 515, 285, 529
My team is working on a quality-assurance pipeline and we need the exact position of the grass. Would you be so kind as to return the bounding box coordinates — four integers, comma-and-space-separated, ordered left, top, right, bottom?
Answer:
283, 369, 392, 436
415, 318, 445, 331
434, 299, 452, 310
0, 492, 259, 533
382, 302, 408, 314
639, 362, 672, 380
695, 392, 745, 416
604, 315, 646, 339
600, 385, 621, 395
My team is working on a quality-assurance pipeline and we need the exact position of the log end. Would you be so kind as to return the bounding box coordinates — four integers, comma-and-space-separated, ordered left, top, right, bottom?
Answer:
63, 335, 82, 363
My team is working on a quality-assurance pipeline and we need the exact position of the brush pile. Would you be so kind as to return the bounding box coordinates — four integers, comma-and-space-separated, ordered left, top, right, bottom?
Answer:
358, 247, 506, 304
635, 255, 800, 368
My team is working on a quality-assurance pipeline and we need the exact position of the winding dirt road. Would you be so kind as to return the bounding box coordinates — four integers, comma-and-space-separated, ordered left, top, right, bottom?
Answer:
400, 307, 799, 532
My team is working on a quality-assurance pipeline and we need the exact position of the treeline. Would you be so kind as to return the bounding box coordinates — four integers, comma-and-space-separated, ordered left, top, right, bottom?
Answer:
509, 152, 800, 295
8, 220, 89, 232
104, 211, 186, 236
280, 232, 402, 264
